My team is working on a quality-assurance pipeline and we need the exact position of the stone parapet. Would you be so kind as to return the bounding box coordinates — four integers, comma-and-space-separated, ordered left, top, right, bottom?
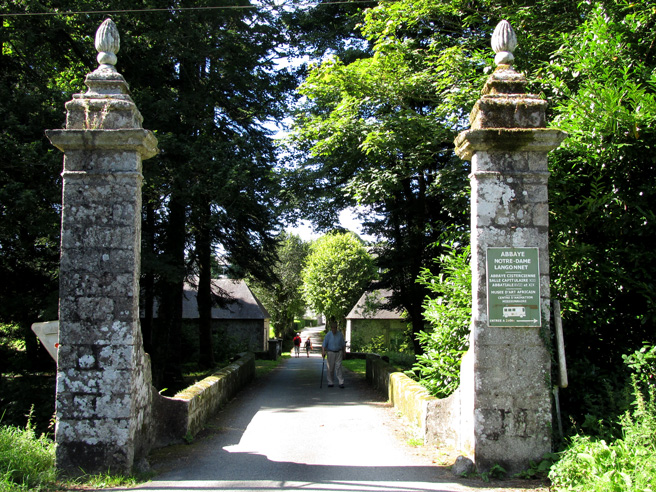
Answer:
366, 355, 462, 451
151, 353, 256, 447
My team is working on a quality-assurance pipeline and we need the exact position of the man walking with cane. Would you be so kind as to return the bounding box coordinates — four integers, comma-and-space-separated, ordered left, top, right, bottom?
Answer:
322, 320, 346, 388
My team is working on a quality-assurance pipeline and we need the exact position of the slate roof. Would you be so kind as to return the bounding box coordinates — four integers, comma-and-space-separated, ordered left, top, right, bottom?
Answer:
149, 278, 269, 320
346, 289, 404, 320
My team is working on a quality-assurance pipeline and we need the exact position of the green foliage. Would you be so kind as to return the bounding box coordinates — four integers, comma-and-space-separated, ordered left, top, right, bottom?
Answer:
351, 331, 413, 355
1, 0, 655, 451
0, 415, 144, 492
0, 418, 55, 491
348, 298, 413, 353
135, 0, 296, 382
1, 323, 55, 435
549, 396, 656, 491
555, 354, 634, 440
514, 453, 559, 480
301, 232, 377, 327
290, 0, 656, 432
384, 352, 415, 371
2, 0, 297, 385
550, 346, 656, 491
406, 437, 423, 447
0, 323, 26, 373
0, 375, 55, 440
282, 0, 373, 63
623, 343, 656, 393
248, 233, 310, 339
351, 333, 382, 353
412, 245, 471, 398
212, 332, 249, 365
481, 464, 507, 482
288, 0, 476, 353
0, 3, 64, 368
543, 1, 656, 433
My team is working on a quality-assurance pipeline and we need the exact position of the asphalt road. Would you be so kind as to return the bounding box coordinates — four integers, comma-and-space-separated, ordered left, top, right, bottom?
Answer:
115, 353, 546, 492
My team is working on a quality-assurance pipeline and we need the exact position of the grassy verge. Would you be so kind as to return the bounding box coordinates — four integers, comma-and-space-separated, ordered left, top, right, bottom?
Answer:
255, 354, 289, 379
0, 420, 152, 491
0, 421, 55, 491
342, 358, 366, 376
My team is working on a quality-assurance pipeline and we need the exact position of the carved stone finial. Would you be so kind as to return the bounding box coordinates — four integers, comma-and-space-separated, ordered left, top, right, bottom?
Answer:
95, 18, 120, 71
491, 20, 517, 66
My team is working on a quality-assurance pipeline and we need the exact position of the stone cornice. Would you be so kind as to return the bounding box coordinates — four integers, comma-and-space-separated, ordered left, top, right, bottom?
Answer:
454, 128, 566, 161
46, 129, 159, 160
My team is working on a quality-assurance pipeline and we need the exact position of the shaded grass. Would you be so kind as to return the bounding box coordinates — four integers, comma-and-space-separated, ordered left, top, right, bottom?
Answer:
255, 354, 289, 379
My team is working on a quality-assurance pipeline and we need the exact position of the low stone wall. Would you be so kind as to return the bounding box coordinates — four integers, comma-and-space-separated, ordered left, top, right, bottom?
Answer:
365, 353, 392, 392
366, 354, 461, 448
151, 352, 255, 447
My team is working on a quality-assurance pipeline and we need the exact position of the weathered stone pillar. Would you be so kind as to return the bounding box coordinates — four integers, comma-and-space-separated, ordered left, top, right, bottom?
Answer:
454, 21, 565, 473
46, 19, 158, 475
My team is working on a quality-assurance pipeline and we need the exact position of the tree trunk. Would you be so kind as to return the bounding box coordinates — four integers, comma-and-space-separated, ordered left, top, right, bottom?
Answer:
153, 193, 186, 390
141, 197, 156, 356
196, 201, 215, 369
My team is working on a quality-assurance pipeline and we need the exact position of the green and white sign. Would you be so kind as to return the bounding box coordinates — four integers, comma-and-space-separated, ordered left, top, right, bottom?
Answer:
487, 247, 541, 327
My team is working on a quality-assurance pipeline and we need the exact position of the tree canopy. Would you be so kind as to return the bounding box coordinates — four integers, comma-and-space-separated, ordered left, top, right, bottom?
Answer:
302, 232, 377, 329
288, 0, 656, 428
287, 0, 478, 351
543, 1, 656, 428
248, 232, 310, 338
1, 0, 656, 434
1, 0, 299, 384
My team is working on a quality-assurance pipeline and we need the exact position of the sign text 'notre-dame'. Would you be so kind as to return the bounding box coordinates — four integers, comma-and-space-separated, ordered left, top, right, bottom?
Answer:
486, 247, 541, 327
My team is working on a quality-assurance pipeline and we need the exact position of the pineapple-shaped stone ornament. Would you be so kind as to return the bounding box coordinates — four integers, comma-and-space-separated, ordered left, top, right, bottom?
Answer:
95, 18, 120, 71
491, 20, 517, 66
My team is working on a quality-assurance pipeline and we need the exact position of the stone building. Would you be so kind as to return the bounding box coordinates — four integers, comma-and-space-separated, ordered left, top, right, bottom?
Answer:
346, 290, 407, 352
151, 278, 270, 353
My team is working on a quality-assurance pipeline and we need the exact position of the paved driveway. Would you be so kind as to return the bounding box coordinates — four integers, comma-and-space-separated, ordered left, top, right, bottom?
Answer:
118, 354, 547, 492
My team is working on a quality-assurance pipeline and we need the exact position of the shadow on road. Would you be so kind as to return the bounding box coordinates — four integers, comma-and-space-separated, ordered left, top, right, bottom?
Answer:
118, 356, 547, 492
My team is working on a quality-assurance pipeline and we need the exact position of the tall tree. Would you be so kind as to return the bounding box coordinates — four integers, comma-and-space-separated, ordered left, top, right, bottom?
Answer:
0, 5, 84, 367
112, 0, 296, 383
542, 1, 656, 429
290, 0, 656, 428
2, 0, 297, 385
282, 0, 376, 64
301, 232, 376, 329
248, 232, 310, 339
288, 0, 479, 352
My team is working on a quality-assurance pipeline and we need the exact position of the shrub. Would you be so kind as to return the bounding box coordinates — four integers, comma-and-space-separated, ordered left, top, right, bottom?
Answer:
623, 343, 656, 394
549, 345, 656, 491
412, 244, 471, 398
0, 323, 28, 374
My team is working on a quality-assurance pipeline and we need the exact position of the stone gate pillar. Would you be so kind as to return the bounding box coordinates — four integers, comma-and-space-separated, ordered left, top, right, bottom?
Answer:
454, 21, 565, 473
46, 19, 158, 475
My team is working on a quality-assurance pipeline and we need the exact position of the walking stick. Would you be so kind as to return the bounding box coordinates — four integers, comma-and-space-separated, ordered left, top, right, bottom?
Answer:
320, 354, 325, 388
